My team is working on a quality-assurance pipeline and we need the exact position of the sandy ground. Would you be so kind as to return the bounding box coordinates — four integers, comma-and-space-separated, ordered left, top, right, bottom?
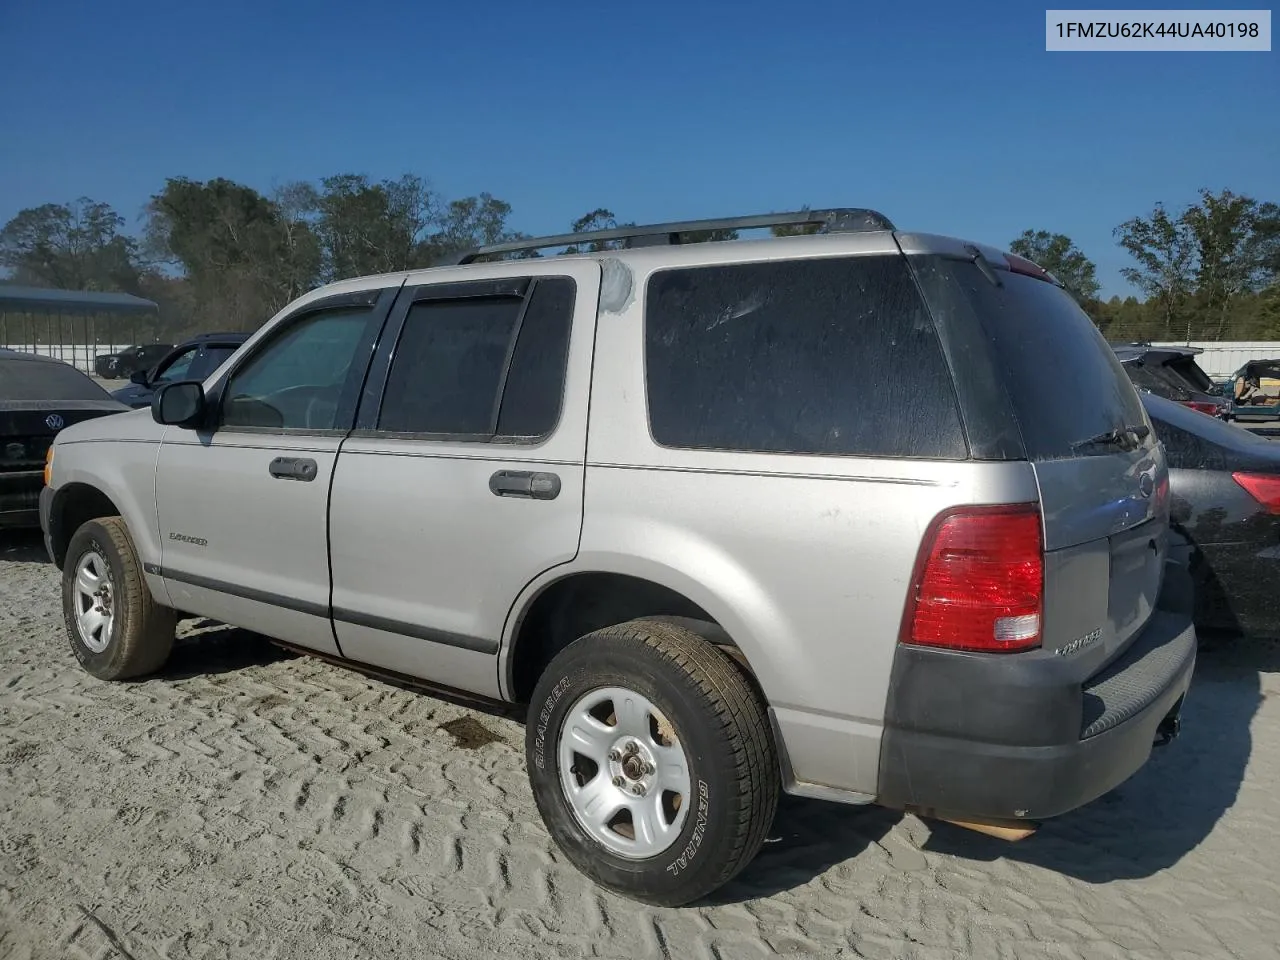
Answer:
2, 531, 1279, 960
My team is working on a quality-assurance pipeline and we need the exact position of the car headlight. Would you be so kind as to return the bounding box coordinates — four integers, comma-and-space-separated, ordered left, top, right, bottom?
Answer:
44, 445, 54, 486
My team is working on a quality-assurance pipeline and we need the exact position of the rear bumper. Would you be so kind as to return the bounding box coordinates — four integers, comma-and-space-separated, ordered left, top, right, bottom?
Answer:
876, 566, 1197, 821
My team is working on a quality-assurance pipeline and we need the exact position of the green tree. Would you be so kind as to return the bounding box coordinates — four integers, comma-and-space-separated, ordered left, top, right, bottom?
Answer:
1008, 230, 1101, 304
143, 177, 320, 330
1181, 188, 1280, 338
1114, 202, 1196, 340
421, 193, 528, 262
562, 208, 626, 254
0, 198, 141, 292
311, 173, 439, 279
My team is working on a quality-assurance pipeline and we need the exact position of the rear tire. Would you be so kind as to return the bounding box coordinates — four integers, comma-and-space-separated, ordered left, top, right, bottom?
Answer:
62, 517, 176, 680
525, 618, 779, 906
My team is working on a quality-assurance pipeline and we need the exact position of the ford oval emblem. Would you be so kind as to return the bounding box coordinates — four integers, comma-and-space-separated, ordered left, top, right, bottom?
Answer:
45, 414, 65, 430
1138, 470, 1155, 499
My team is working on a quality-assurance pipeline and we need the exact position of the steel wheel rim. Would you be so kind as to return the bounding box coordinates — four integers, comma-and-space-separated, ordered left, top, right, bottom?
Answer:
73, 550, 115, 653
557, 686, 692, 860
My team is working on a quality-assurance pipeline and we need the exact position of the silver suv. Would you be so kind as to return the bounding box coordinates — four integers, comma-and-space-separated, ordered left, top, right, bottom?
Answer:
40, 209, 1197, 906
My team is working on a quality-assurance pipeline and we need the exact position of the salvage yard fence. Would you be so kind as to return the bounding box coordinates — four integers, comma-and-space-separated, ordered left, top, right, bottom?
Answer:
1151, 342, 1280, 380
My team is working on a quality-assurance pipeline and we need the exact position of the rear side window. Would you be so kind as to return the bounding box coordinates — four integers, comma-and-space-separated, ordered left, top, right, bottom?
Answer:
912, 257, 1147, 461
643, 255, 967, 459
378, 277, 575, 439
221, 308, 376, 430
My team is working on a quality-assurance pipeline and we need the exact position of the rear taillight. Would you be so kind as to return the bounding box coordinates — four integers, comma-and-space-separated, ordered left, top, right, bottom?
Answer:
902, 504, 1044, 653
1183, 400, 1222, 417
1232, 472, 1280, 514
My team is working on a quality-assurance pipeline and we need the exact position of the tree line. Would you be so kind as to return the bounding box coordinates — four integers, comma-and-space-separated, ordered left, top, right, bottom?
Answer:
1, 175, 1277, 343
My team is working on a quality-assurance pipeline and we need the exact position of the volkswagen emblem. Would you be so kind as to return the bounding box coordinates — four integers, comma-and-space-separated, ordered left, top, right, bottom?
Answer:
45, 414, 65, 431
1138, 469, 1155, 499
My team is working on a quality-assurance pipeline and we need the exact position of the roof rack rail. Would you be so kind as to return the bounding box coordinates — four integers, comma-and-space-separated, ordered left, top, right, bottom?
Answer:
449, 207, 896, 265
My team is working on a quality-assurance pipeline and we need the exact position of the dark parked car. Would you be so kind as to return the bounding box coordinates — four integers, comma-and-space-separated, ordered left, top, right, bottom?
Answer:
94, 342, 174, 380
1, 352, 127, 528
110, 332, 249, 408
1144, 391, 1280, 640
1113, 343, 1230, 419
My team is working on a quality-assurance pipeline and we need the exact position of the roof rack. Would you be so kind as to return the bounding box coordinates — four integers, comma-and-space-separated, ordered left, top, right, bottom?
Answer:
449, 207, 896, 265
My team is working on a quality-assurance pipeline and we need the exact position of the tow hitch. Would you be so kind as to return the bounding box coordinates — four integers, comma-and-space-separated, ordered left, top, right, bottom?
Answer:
1153, 709, 1182, 748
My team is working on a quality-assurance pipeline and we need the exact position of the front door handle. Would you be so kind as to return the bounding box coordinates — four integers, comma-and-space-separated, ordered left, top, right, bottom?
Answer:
489, 470, 561, 500
269, 456, 318, 482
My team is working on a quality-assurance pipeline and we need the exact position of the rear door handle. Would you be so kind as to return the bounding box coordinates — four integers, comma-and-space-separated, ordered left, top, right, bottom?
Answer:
489, 470, 561, 500
269, 456, 318, 482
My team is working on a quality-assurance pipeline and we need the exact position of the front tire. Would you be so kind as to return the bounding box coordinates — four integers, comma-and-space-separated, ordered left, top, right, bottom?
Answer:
62, 517, 176, 680
525, 618, 779, 906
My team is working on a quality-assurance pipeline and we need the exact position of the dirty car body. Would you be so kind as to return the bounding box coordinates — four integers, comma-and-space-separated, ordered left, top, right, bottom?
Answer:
41, 209, 1197, 905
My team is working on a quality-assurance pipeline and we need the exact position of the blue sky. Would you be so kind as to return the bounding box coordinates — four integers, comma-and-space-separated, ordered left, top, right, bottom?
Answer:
0, 0, 1275, 296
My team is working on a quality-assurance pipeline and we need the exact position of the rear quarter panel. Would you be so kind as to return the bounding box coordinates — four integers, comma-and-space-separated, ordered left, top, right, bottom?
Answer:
574, 248, 1040, 795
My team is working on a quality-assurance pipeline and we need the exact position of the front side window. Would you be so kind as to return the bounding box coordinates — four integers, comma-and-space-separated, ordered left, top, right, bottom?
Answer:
220, 308, 375, 430
377, 277, 576, 439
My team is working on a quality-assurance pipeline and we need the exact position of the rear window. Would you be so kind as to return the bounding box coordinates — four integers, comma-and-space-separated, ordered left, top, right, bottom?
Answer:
1124, 361, 1192, 400
1165, 355, 1215, 393
0, 358, 112, 403
911, 256, 1147, 460
643, 255, 967, 459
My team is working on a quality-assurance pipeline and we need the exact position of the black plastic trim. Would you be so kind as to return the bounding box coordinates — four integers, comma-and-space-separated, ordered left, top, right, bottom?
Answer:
331, 607, 498, 654
150, 565, 329, 619
489, 280, 536, 434
876, 562, 1198, 820
411, 278, 531, 302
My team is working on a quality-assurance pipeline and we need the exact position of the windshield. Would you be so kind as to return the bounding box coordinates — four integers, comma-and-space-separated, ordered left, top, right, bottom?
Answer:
912, 255, 1148, 460
0, 358, 115, 403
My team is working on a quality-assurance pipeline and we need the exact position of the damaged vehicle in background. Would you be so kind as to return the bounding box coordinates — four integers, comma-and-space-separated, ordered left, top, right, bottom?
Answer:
1223, 358, 1280, 424
1112, 343, 1230, 419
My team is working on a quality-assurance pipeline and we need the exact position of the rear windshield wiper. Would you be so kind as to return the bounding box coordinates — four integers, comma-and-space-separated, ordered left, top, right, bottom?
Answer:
1071, 423, 1150, 452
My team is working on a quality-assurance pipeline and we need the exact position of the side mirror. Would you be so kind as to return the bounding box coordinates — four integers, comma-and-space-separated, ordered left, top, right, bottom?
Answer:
152, 381, 206, 427
130, 369, 150, 386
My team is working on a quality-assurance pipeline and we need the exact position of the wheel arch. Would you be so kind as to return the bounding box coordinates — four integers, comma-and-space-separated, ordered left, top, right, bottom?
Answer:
47, 482, 123, 569
499, 554, 789, 707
